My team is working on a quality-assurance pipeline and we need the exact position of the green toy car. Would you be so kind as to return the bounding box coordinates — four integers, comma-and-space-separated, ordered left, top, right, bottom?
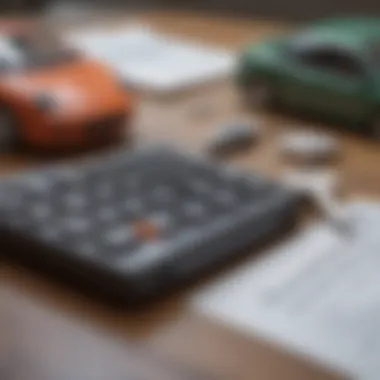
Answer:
237, 18, 380, 138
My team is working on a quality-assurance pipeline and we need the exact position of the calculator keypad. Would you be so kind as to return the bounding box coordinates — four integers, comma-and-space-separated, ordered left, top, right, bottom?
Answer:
0, 148, 297, 298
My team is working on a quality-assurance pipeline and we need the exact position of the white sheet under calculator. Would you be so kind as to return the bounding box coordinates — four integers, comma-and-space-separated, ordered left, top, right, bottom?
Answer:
191, 202, 380, 379
65, 26, 235, 93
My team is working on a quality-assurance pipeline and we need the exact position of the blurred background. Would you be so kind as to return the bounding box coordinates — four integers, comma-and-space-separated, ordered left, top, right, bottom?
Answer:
2, 0, 380, 20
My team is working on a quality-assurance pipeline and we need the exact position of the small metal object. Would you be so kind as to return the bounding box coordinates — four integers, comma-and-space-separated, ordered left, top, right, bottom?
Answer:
312, 185, 351, 236
282, 169, 349, 236
280, 130, 339, 164
207, 120, 260, 157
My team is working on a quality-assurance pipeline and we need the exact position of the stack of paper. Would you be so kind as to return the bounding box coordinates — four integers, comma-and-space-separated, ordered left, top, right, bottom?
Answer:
192, 202, 380, 380
65, 25, 236, 93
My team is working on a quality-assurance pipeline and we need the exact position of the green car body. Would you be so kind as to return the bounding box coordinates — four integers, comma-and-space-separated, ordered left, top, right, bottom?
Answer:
238, 18, 380, 131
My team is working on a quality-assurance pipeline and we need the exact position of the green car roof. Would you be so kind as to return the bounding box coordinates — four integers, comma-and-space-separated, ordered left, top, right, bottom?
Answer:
294, 17, 380, 51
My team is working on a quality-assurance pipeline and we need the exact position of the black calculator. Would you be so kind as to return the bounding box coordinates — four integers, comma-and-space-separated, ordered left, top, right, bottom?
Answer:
0, 147, 301, 305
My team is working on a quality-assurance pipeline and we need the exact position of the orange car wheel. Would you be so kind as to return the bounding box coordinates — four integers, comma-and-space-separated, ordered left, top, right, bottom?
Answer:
0, 107, 18, 153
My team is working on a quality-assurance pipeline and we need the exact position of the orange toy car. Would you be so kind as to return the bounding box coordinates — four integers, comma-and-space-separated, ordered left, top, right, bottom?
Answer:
0, 21, 133, 153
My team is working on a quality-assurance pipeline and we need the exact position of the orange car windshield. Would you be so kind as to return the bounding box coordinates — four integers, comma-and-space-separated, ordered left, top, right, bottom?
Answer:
20, 48, 78, 69
0, 34, 79, 73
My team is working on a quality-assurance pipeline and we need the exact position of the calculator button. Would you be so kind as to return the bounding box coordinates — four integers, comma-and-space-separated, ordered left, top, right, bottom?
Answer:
150, 186, 176, 203
97, 207, 118, 223
30, 204, 51, 219
59, 168, 82, 180
147, 212, 172, 232
124, 174, 141, 187
95, 183, 113, 199
190, 180, 212, 194
63, 217, 91, 233
24, 174, 53, 192
124, 198, 144, 213
105, 226, 134, 246
182, 201, 206, 219
132, 220, 160, 241
64, 192, 87, 208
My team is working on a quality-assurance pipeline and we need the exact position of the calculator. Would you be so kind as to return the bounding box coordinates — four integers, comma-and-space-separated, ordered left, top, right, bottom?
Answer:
0, 147, 301, 305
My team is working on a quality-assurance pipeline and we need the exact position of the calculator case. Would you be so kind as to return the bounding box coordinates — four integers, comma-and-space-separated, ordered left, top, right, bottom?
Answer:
0, 147, 301, 305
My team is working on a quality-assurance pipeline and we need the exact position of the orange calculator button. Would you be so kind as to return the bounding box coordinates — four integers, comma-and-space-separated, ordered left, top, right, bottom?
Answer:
132, 220, 159, 241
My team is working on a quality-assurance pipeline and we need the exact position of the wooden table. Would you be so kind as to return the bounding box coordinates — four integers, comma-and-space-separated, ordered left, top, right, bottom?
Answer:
2, 11, 380, 380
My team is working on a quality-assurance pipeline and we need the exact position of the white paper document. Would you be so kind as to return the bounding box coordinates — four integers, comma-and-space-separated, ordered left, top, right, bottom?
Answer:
65, 26, 235, 93
191, 202, 380, 380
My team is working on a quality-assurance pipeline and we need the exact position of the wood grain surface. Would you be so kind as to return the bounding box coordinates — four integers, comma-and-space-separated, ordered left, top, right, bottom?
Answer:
2, 11, 377, 380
